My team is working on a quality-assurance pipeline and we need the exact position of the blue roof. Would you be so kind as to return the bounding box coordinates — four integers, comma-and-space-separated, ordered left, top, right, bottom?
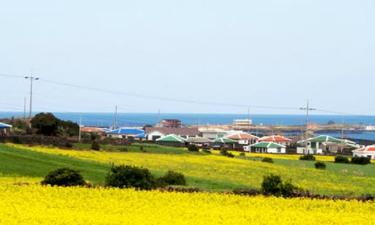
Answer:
107, 127, 145, 135
134, 133, 146, 139
0, 122, 12, 129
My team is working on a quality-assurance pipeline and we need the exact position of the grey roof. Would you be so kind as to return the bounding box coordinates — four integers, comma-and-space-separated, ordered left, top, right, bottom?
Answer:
145, 127, 200, 136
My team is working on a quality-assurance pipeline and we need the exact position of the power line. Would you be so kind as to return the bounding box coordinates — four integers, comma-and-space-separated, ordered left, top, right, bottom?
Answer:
0, 72, 372, 116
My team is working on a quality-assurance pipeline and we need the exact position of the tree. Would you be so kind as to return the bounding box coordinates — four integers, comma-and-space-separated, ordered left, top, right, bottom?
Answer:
41, 168, 86, 187
31, 113, 60, 136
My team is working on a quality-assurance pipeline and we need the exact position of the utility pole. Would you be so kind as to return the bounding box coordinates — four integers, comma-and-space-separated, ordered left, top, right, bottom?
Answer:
299, 100, 316, 137
23, 97, 27, 121
247, 106, 251, 132
78, 115, 82, 143
24, 76, 39, 120
112, 105, 118, 129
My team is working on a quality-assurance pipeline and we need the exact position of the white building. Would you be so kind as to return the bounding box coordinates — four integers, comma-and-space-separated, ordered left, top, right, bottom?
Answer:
353, 145, 375, 159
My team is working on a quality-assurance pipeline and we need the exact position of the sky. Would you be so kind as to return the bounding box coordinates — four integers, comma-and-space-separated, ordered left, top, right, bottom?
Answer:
0, 0, 374, 115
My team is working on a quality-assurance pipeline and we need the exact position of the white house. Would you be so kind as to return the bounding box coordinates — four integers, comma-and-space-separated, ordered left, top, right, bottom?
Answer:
246, 142, 286, 154
353, 145, 375, 159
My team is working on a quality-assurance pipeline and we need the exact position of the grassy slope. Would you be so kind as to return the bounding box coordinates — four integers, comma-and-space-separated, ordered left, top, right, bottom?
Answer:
0, 144, 110, 184
3, 143, 375, 196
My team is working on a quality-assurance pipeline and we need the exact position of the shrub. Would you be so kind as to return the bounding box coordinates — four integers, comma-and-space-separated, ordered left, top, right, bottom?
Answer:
220, 149, 235, 158
201, 149, 211, 154
119, 147, 128, 152
262, 157, 273, 163
91, 141, 100, 151
351, 156, 371, 165
239, 152, 246, 157
261, 174, 299, 197
105, 165, 156, 190
233, 188, 261, 196
299, 154, 316, 161
315, 161, 326, 170
41, 168, 86, 187
158, 171, 186, 186
335, 155, 350, 164
188, 145, 199, 152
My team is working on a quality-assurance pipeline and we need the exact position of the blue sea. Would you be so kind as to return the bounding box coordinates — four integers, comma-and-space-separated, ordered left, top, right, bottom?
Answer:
2, 112, 375, 141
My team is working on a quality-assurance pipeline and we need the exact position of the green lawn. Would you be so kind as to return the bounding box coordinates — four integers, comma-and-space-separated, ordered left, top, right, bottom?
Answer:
0, 144, 110, 184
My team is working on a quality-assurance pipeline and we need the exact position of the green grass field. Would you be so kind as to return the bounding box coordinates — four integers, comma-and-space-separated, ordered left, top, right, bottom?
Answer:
1, 143, 375, 196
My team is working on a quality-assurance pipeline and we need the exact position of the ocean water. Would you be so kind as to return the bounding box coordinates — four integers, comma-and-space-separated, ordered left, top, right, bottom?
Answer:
2, 112, 375, 140
1, 112, 375, 127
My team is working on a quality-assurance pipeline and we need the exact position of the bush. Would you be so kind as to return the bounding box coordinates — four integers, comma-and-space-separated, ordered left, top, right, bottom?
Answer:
91, 141, 100, 151
158, 171, 186, 186
220, 149, 235, 158
299, 154, 316, 161
233, 188, 261, 196
335, 155, 350, 164
188, 145, 199, 152
201, 149, 211, 154
351, 156, 371, 165
105, 165, 156, 190
239, 152, 246, 157
315, 161, 326, 170
261, 174, 299, 197
41, 168, 86, 187
119, 147, 128, 152
262, 157, 273, 163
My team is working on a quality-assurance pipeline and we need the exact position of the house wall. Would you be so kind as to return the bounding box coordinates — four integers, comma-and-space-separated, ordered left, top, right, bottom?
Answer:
267, 147, 286, 154
147, 131, 165, 141
353, 152, 375, 159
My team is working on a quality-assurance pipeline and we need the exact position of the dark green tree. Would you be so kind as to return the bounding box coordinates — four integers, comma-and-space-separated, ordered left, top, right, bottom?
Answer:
31, 113, 60, 136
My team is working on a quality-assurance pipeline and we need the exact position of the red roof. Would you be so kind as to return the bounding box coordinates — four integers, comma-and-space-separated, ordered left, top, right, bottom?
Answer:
367, 147, 375, 152
227, 133, 259, 140
259, 135, 291, 142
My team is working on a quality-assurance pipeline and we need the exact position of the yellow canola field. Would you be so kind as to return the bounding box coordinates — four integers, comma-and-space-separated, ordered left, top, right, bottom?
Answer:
0, 185, 374, 225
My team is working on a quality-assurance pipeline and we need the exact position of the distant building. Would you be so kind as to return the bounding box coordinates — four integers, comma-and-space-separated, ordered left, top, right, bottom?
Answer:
233, 119, 252, 130
353, 145, 375, 159
198, 127, 228, 140
145, 127, 200, 141
156, 119, 182, 128
365, 126, 375, 131
81, 126, 106, 136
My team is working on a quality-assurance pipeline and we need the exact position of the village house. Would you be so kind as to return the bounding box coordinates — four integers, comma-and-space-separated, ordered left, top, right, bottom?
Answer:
297, 135, 358, 155
258, 135, 291, 146
353, 145, 375, 159
246, 142, 286, 154
156, 134, 186, 146
226, 133, 259, 145
0, 122, 12, 136
106, 127, 145, 139
198, 127, 229, 140
145, 127, 200, 141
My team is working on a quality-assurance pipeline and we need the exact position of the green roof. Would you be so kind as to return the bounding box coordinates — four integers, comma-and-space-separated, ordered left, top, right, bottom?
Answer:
156, 134, 186, 143
213, 137, 236, 144
250, 142, 285, 148
306, 135, 344, 144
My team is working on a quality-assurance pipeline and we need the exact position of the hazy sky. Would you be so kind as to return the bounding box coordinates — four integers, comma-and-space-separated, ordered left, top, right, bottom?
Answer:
0, 0, 374, 115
